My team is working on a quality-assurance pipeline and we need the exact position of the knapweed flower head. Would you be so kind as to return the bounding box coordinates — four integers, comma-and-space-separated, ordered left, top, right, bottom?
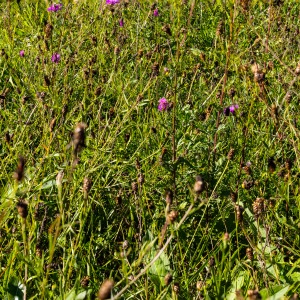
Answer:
224, 104, 239, 116
19, 50, 25, 57
153, 8, 159, 17
158, 97, 169, 111
106, 0, 120, 4
51, 53, 61, 63
119, 18, 124, 27
47, 3, 63, 12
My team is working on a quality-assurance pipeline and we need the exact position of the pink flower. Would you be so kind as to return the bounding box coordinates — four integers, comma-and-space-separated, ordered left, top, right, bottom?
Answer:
106, 0, 120, 4
158, 98, 169, 111
119, 19, 124, 27
48, 3, 63, 12
51, 53, 61, 63
19, 50, 25, 57
153, 8, 159, 17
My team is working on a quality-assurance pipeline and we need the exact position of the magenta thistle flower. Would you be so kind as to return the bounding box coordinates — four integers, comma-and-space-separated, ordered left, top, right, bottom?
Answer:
51, 53, 61, 63
158, 98, 169, 111
47, 3, 63, 12
153, 8, 159, 17
19, 50, 25, 57
224, 104, 239, 116
106, 0, 120, 4
119, 18, 124, 27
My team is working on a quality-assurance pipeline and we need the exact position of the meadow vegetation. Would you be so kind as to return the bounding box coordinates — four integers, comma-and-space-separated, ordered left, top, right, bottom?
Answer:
0, 0, 300, 299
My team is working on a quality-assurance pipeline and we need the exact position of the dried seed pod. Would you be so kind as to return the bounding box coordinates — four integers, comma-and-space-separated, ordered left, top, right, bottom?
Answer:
162, 24, 172, 36
138, 173, 144, 185
73, 122, 87, 155
98, 279, 114, 300
165, 189, 173, 205
235, 205, 244, 223
152, 62, 159, 77
164, 273, 173, 286
13, 156, 25, 182
268, 157, 276, 173
194, 175, 204, 195
168, 210, 178, 223
285, 159, 293, 171
94, 86, 102, 96
81, 276, 90, 288
247, 289, 261, 300
216, 20, 224, 36
246, 247, 254, 260
44, 75, 51, 86
173, 282, 180, 294
135, 158, 141, 170
131, 182, 138, 193
227, 148, 235, 160
44, 23, 53, 39
16, 199, 28, 218
253, 198, 266, 218
83, 177, 92, 196
230, 191, 237, 203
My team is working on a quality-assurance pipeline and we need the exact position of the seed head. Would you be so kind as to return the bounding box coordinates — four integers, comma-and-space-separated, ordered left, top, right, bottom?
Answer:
138, 173, 144, 185
167, 210, 178, 223
246, 247, 254, 260
253, 198, 266, 219
44, 23, 53, 39
83, 177, 92, 195
165, 189, 173, 205
81, 276, 90, 288
194, 175, 204, 194
73, 122, 87, 155
98, 279, 114, 300
13, 156, 25, 182
16, 199, 28, 219
235, 205, 244, 223
247, 290, 261, 300
131, 182, 138, 193
164, 273, 173, 286
227, 148, 235, 160
173, 282, 180, 294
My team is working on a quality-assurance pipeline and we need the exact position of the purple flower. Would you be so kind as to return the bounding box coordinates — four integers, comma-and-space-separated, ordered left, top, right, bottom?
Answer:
158, 97, 169, 111
106, 0, 120, 4
153, 8, 159, 17
51, 53, 61, 63
119, 18, 124, 27
19, 50, 25, 57
224, 104, 239, 116
47, 3, 63, 12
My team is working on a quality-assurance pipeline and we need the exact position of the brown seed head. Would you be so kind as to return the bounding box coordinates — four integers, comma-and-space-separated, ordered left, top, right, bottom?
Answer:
44, 23, 53, 39
253, 198, 266, 218
246, 247, 254, 260
138, 173, 144, 185
81, 276, 90, 288
235, 205, 244, 223
227, 148, 235, 160
131, 182, 138, 193
73, 123, 87, 155
83, 177, 92, 195
17, 199, 28, 218
165, 189, 173, 205
247, 289, 261, 300
13, 156, 25, 182
168, 210, 178, 223
173, 282, 180, 294
164, 273, 173, 286
194, 175, 204, 194
98, 279, 114, 300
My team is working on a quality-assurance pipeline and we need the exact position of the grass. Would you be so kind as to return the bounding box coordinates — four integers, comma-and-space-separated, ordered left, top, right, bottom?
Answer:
0, 0, 300, 299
